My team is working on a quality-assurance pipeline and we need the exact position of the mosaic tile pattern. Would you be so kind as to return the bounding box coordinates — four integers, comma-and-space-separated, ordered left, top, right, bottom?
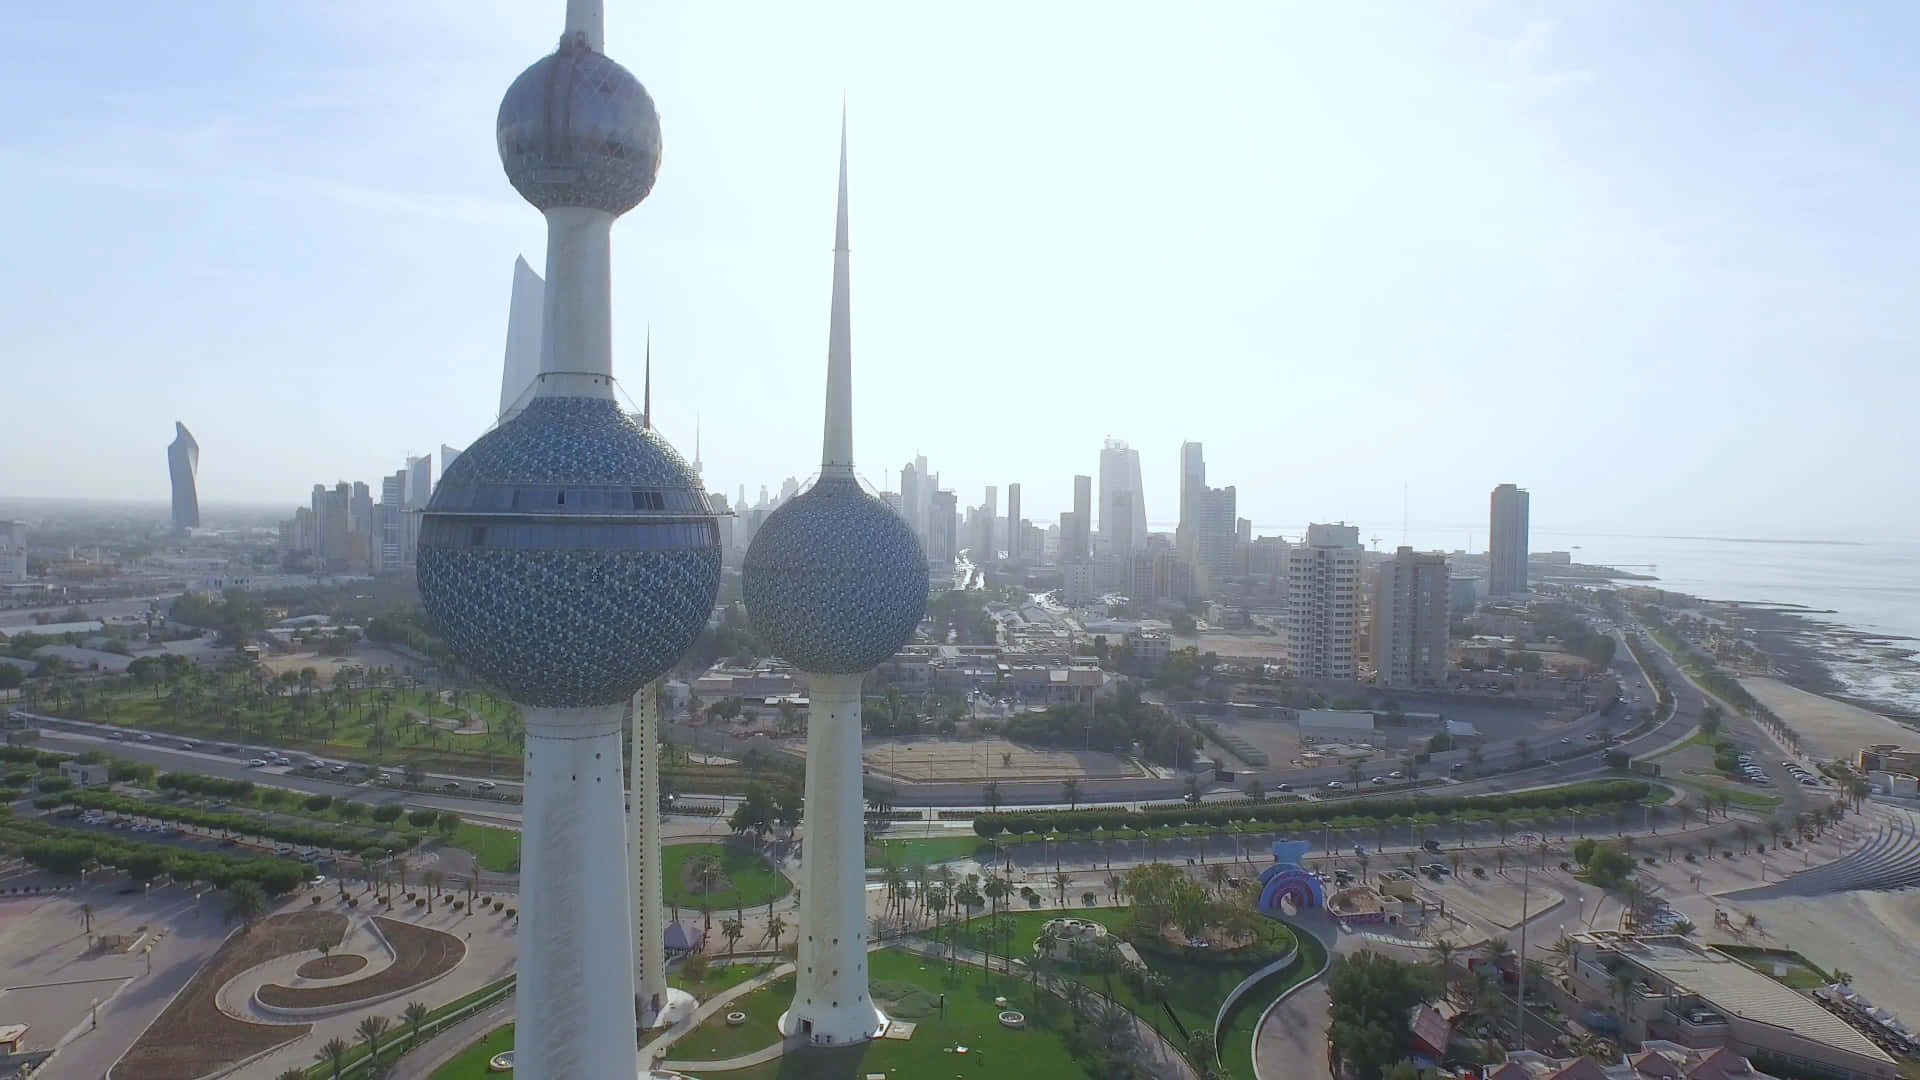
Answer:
497, 43, 660, 215
420, 396, 720, 707
742, 476, 928, 675
419, 545, 718, 707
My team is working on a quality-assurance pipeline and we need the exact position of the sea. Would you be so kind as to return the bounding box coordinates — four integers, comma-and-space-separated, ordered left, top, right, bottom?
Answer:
1156, 523, 1920, 716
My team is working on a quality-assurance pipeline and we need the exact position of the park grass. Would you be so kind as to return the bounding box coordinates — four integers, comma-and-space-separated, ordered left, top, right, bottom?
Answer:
1715, 944, 1832, 990
1687, 782, 1784, 810
947, 905, 1133, 958
427, 1023, 513, 1079
675, 948, 1096, 1080
870, 833, 990, 866
1217, 921, 1326, 1080
447, 823, 520, 873
672, 960, 777, 1001
1639, 782, 1677, 805
671, 972, 794, 1061
662, 841, 791, 910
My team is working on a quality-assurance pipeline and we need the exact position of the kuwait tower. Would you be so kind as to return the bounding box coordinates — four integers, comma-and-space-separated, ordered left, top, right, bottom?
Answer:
743, 115, 930, 1046
416, 1, 721, 1076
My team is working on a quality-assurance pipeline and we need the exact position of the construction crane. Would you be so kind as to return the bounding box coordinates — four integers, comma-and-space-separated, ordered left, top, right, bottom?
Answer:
1369, 535, 1382, 550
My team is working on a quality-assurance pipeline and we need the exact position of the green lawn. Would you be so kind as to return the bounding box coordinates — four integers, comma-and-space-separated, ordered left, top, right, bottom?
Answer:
1216, 922, 1326, 1080
448, 823, 520, 873
671, 972, 795, 1061
870, 833, 991, 866
428, 1023, 513, 1079
661, 842, 792, 911
672, 960, 777, 1002
1688, 782, 1784, 810
675, 948, 1096, 1080
947, 906, 1133, 959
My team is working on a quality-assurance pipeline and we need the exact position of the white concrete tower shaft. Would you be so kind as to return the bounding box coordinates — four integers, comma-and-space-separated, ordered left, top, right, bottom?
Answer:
534, 205, 619, 402
780, 673, 886, 1042
629, 680, 692, 1028
516, 705, 635, 1080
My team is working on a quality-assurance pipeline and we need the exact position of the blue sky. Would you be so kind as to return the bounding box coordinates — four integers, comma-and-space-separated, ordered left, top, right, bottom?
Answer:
2, 1, 1914, 540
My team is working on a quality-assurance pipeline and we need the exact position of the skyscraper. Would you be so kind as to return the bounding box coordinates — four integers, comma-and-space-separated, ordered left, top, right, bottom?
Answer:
1286, 523, 1363, 679
1489, 483, 1530, 596
742, 116, 929, 1047
499, 255, 546, 420
1006, 482, 1022, 560
378, 471, 405, 573
1098, 439, 1147, 548
1070, 474, 1092, 562
1371, 546, 1450, 687
930, 489, 957, 564
440, 443, 463, 478
167, 422, 200, 531
1178, 440, 1205, 556
416, 7, 722, 1075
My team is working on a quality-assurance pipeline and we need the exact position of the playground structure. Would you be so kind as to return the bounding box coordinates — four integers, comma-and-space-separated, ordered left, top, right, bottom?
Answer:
1255, 841, 1327, 915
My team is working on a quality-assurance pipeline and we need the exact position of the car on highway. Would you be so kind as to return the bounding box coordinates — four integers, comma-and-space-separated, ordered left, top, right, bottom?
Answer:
136, 733, 153, 742
1450, 762, 1465, 772
1389, 771, 1405, 779
477, 780, 497, 791
179, 741, 195, 750
441, 780, 461, 791
1369, 776, 1387, 786
1325, 781, 1344, 790
1274, 782, 1292, 792
247, 758, 268, 767
108, 731, 126, 741
329, 764, 347, 775
1559, 737, 1572, 744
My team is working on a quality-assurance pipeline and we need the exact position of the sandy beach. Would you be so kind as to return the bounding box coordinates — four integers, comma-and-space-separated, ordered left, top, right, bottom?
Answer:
1740, 676, 1917, 759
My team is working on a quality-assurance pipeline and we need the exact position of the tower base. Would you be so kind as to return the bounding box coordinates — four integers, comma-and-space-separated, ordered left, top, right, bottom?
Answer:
640, 986, 698, 1030
777, 1003, 888, 1046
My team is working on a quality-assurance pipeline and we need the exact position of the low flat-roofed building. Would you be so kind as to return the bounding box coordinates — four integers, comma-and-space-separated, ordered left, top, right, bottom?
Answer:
1570, 934, 1896, 1080
59, 761, 110, 788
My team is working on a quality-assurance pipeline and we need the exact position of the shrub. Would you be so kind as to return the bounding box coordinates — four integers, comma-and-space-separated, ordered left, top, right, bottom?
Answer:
371, 803, 404, 824
505, 908, 516, 918
304, 794, 333, 812
407, 809, 438, 828
35, 777, 72, 794
1572, 838, 1598, 866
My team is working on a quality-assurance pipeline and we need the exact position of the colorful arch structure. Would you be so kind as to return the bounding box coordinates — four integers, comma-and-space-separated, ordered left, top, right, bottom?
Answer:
1256, 840, 1325, 914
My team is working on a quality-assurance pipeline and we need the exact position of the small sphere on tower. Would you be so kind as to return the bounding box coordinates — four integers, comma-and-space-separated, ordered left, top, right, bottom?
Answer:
743, 476, 928, 675
497, 36, 661, 215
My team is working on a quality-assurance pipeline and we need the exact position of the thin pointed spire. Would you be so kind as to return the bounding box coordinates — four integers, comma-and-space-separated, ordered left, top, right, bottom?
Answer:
693, 413, 703, 475
643, 325, 652, 430
821, 107, 854, 477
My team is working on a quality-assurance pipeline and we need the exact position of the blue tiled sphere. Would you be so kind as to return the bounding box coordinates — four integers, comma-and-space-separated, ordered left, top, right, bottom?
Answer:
418, 396, 720, 707
497, 39, 660, 215
742, 476, 928, 674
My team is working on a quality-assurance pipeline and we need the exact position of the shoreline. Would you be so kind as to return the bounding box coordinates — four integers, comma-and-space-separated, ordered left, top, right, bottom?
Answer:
1606, 581, 1920, 724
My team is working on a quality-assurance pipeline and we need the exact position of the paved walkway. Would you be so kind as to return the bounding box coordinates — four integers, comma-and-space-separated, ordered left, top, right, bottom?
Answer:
1252, 915, 1337, 1080
387, 999, 514, 1080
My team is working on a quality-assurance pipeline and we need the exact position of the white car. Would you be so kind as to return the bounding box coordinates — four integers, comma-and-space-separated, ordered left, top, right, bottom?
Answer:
1325, 781, 1345, 790
477, 781, 497, 791
247, 758, 268, 768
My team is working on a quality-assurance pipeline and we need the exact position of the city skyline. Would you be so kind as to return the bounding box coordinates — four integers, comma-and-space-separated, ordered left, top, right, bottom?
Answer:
7, 4, 1918, 538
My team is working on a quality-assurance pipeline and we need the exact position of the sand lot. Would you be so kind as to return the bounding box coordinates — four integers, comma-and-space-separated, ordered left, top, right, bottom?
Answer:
1702, 889, 1920, 1028
860, 736, 1142, 782
1741, 677, 1914, 759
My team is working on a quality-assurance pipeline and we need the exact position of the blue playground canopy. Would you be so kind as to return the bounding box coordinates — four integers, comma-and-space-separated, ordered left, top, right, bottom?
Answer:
1256, 839, 1325, 913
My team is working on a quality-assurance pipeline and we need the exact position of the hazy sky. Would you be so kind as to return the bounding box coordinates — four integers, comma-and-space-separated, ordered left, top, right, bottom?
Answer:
3, 2, 1915, 541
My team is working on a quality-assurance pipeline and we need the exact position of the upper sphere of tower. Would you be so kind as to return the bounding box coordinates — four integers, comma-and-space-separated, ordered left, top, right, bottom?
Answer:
497, 36, 661, 215
742, 476, 929, 675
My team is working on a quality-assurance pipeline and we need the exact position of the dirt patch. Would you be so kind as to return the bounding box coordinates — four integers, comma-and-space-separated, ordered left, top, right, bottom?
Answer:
116, 910, 347, 1080
255, 917, 463, 1009
294, 953, 367, 979
857, 735, 1141, 782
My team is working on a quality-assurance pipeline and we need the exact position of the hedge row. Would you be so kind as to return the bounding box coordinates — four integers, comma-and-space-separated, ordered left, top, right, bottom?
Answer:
45, 789, 417, 854
971, 779, 1651, 838
0, 817, 309, 894
157, 772, 256, 799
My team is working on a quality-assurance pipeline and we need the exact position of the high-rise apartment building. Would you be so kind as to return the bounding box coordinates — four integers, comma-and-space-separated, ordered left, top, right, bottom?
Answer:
379, 472, 407, 573
1006, 483, 1022, 560
1489, 483, 1530, 596
1286, 523, 1363, 679
1097, 439, 1147, 548
1371, 546, 1450, 688
441, 443, 463, 478
1109, 490, 1135, 561
1194, 485, 1237, 594
167, 422, 200, 531
930, 489, 957, 564
900, 462, 921, 539
0, 521, 26, 583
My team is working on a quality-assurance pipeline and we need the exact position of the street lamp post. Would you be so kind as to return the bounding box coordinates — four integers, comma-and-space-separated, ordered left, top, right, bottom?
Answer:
1515, 853, 1531, 1047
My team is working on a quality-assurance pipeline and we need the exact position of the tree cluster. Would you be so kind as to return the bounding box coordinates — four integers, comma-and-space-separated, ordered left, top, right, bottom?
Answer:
0, 816, 309, 894
1327, 950, 1443, 1080
1003, 684, 1195, 769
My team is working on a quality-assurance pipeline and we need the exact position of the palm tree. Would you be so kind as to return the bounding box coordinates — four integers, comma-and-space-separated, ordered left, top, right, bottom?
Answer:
982, 780, 1001, 812
1062, 777, 1081, 811
1053, 871, 1072, 906
315, 1037, 351, 1079
765, 913, 788, 952
78, 902, 96, 945
403, 1000, 430, 1049
1735, 823, 1753, 853
983, 873, 1008, 918
1431, 937, 1457, 989
721, 916, 745, 956
423, 870, 443, 909
355, 1015, 390, 1064
277, 1070, 307, 1080
1206, 863, 1230, 896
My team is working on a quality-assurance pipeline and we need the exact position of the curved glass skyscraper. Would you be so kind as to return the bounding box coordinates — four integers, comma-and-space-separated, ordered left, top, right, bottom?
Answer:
167, 422, 199, 531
